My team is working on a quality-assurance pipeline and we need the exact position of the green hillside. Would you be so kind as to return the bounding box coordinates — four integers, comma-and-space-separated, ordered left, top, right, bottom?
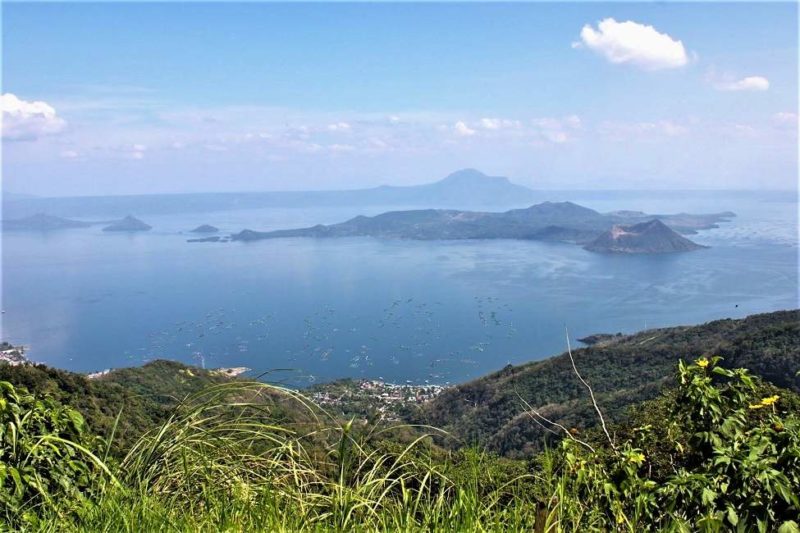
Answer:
416, 310, 800, 456
0, 360, 295, 455
1, 310, 799, 530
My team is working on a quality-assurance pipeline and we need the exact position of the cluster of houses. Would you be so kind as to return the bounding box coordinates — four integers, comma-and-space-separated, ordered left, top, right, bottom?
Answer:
0, 344, 28, 366
311, 379, 446, 421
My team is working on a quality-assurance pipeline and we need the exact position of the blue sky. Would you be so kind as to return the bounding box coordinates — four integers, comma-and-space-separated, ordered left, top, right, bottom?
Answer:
2, 2, 797, 195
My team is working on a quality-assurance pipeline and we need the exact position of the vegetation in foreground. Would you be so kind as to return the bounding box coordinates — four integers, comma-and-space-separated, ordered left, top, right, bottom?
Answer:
1, 356, 799, 532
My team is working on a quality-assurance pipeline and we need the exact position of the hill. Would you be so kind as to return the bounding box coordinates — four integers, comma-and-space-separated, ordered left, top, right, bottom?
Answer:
584, 218, 706, 253
0, 360, 303, 454
189, 224, 219, 233
414, 310, 800, 456
102, 215, 152, 232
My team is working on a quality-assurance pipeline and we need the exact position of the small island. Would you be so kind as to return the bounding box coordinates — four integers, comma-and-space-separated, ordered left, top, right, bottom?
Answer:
187, 236, 223, 243
102, 215, 152, 232
584, 219, 707, 254
189, 224, 219, 233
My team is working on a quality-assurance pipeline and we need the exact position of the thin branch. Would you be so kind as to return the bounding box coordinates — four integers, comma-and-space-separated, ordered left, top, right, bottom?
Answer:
565, 327, 616, 451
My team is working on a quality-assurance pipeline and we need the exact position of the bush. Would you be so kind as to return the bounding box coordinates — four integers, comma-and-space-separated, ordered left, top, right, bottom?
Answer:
0, 381, 115, 527
556, 358, 800, 532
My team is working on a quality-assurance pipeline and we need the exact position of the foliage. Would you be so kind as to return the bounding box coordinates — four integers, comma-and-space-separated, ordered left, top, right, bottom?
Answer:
0, 360, 277, 457
553, 357, 800, 532
0, 381, 114, 528
28, 381, 541, 532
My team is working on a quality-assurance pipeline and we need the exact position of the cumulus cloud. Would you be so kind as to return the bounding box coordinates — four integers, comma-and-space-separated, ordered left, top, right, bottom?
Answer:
454, 121, 476, 136
715, 76, 770, 92
1, 93, 67, 141
576, 18, 688, 70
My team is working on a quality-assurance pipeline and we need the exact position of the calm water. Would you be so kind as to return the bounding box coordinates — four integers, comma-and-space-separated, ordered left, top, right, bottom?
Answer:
2, 191, 797, 386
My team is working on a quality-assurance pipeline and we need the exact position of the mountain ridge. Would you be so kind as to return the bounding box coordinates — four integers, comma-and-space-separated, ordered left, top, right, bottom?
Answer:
1, 169, 539, 218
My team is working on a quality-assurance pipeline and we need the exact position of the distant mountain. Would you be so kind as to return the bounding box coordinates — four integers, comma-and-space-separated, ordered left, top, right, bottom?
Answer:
391, 169, 538, 205
231, 203, 730, 253
584, 219, 706, 254
414, 310, 800, 457
189, 224, 219, 233
1, 169, 539, 218
2, 213, 95, 231
102, 215, 152, 232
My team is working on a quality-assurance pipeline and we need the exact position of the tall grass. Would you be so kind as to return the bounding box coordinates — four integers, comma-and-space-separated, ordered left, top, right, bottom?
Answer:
34, 380, 549, 532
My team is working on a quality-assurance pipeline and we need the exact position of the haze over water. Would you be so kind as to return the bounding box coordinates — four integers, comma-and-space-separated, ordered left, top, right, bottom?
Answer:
2, 190, 796, 386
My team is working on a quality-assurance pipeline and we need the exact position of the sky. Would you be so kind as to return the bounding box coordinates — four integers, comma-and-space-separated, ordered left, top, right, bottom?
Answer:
2, 2, 798, 196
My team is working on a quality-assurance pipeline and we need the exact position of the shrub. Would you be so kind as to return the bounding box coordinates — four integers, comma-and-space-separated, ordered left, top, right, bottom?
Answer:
0, 381, 114, 527
557, 358, 800, 532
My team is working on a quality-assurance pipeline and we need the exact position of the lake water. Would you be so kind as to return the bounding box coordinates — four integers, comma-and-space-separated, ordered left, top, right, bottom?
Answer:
2, 190, 797, 386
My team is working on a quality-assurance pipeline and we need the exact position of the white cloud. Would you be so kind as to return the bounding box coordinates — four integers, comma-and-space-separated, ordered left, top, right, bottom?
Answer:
531, 116, 583, 144
1, 93, 67, 141
479, 118, 521, 130
328, 143, 355, 153
367, 138, 390, 150
598, 119, 689, 140
60, 150, 80, 159
577, 18, 688, 70
327, 121, 351, 132
774, 111, 798, 125
715, 76, 770, 92
563, 115, 582, 129
454, 121, 476, 137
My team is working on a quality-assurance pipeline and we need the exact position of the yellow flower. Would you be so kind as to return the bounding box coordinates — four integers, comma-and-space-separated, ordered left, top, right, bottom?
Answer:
749, 403, 765, 410
629, 452, 646, 464
616, 514, 625, 524
696, 358, 709, 368
760, 395, 779, 406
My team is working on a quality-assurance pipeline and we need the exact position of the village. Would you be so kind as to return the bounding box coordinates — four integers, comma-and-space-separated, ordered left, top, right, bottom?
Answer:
309, 379, 446, 422
0, 343, 27, 366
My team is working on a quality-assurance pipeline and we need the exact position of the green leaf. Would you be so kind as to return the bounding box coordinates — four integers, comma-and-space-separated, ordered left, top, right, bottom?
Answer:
778, 521, 800, 533
726, 505, 739, 526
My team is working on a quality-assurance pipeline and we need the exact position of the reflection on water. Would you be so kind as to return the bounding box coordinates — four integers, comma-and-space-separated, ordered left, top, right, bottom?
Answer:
1, 191, 797, 385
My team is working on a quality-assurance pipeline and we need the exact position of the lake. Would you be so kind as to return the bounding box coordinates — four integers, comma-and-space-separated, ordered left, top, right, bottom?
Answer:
2, 190, 797, 386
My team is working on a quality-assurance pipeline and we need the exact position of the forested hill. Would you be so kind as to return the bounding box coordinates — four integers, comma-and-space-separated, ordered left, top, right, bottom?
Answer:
415, 310, 800, 457
0, 360, 306, 454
